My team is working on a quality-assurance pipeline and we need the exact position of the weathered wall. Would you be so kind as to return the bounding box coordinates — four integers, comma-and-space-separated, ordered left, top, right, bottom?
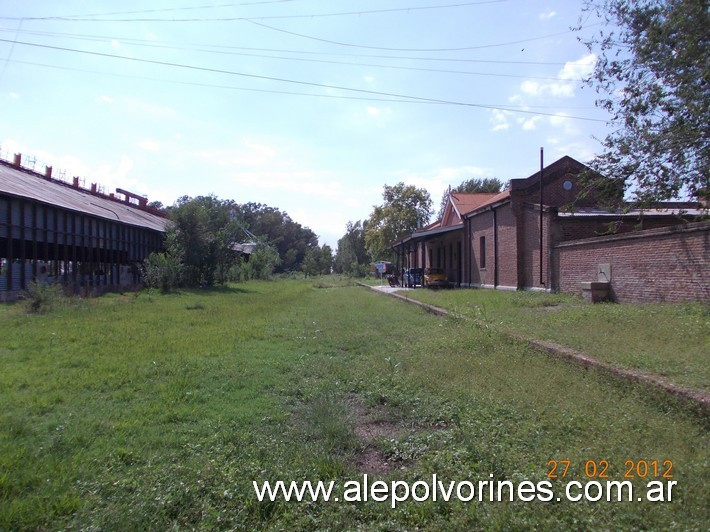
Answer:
554, 222, 709, 303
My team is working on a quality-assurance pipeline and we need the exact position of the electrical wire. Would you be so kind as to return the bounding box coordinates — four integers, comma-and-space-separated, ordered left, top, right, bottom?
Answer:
0, 27, 573, 82
7, 57, 598, 110
0, 26, 573, 66
0, 1, 514, 23
0, 38, 605, 122
246, 20, 587, 53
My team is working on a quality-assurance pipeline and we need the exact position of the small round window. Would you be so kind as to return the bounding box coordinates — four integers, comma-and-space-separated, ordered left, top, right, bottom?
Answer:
563, 180, 573, 191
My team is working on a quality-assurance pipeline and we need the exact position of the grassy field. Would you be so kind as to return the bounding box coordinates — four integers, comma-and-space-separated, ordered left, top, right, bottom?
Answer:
0, 279, 708, 529
395, 287, 709, 393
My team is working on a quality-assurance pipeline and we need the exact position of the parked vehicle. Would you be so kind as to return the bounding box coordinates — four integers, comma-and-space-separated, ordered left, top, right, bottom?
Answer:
403, 267, 423, 288
423, 267, 448, 288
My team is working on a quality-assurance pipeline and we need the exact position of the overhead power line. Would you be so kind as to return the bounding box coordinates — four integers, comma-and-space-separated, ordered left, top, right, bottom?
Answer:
0, 27, 572, 81
8, 57, 599, 110
0, 1, 513, 22
0, 37, 605, 122
246, 20, 585, 53
0, 26, 572, 66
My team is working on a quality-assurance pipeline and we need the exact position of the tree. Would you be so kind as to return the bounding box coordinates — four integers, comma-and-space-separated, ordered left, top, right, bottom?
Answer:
580, 0, 709, 203
234, 202, 319, 272
364, 183, 432, 261
236, 244, 281, 281
436, 177, 504, 219
302, 245, 333, 277
334, 220, 370, 276
168, 195, 243, 286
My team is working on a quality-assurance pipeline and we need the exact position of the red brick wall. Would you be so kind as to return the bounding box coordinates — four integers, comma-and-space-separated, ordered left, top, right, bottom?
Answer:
465, 204, 519, 288
554, 222, 709, 303
518, 204, 555, 289
469, 210, 495, 286
496, 204, 518, 289
556, 216, 693, 243
511, 156, 614, 210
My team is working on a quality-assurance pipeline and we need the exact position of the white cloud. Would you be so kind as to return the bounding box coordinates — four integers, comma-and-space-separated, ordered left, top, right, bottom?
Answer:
392, 165, 492, 207
229, 169, 342, 200
196, 141, 278, 168
520, 116, 542, 130
98, 95, 113, 104
515, 54, 597, 106
9, 92, 20, 99
123, 97, 176, 118
558, 53, 597, 81
138, 139, 161, 152
490, 109, 511, 131
547, 113, 581, 136
358, 105, 392, 121
520, 79, 574, 98
544, 138, 598, 163
539, 10, 556, 21
111, 39, 121, 49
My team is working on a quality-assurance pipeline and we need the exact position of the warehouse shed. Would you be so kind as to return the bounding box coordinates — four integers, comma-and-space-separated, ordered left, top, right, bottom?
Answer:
0, 154, 168, 301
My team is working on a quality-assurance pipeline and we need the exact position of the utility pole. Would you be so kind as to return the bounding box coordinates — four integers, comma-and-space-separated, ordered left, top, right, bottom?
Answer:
539, 147, 545, 287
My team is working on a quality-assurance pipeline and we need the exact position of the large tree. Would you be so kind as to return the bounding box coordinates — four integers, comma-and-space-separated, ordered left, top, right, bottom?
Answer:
580, 0, 709, 203
237, 203, 318, 272
234, 202, 319, 272
364, 182, 432, 261
436, 177, 504, 219
334, 220, 370, 276
168, 195, 244, 286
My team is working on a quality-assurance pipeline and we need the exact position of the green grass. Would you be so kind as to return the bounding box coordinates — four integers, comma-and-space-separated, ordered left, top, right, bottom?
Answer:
397, 287, 710, 392
0, 279, 708, 529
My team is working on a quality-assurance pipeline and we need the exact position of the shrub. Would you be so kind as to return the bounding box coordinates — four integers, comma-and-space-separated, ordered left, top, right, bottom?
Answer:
141, 251, 184, 292
25, 281, 65, 313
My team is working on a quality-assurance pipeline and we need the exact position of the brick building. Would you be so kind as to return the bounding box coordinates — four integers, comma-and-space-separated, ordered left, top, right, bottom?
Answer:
392, 156, 706, 302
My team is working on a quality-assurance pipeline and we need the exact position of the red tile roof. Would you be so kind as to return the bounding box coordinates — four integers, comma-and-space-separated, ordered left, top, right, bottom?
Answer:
450, 192, 500, 216
463, 189, 511, 217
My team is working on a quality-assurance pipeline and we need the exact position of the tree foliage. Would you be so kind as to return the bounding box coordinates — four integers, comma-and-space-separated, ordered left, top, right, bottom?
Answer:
141, 250, 184, 293
364, 183, 432, 261
301, 245, 333, 277
581, 0, 709, 203
167, 195, 243, 286
234, 203, 319, 272
437, 177, 504, 219
334, 220, 371, 276
235, 245, 281, 281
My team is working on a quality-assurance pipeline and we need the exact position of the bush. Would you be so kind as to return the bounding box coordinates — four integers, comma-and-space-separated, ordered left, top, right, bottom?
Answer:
141, 252, 184, 292
231, 246, 281, 281
25, 281, 65, 313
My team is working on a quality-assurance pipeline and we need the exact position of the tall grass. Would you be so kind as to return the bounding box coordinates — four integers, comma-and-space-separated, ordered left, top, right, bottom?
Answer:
400, 287, 709, 391
0, 280, 707, 529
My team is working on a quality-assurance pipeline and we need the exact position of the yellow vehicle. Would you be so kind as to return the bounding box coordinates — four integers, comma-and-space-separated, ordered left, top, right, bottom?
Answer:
423, 267, 448, 288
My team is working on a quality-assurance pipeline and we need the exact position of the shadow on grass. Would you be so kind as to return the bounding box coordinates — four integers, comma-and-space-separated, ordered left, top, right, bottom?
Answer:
176, 284, 256, 296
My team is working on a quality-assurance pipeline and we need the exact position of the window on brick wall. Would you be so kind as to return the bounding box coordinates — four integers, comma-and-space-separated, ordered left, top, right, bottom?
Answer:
479, 236, 486, 269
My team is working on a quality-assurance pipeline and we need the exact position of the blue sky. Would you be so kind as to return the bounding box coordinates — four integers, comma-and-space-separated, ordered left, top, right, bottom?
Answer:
1, 1, 611, 248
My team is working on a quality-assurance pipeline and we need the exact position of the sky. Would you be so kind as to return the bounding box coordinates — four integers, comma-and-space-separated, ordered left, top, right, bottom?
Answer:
0, 0, 613, 248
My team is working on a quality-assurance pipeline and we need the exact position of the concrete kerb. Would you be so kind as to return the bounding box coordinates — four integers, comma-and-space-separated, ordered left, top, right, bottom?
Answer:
357, 282, 710, 416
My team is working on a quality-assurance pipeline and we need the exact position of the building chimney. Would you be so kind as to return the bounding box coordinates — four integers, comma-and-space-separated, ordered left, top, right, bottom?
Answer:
90, 183, 97, 193
73, 176, 80, 188
13, 153, 21, 167
45, 166, 53, 179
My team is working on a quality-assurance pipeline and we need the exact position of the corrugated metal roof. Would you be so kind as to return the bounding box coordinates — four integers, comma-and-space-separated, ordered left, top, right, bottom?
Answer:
557, 208, 705, 217
0, 162, 168, 232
